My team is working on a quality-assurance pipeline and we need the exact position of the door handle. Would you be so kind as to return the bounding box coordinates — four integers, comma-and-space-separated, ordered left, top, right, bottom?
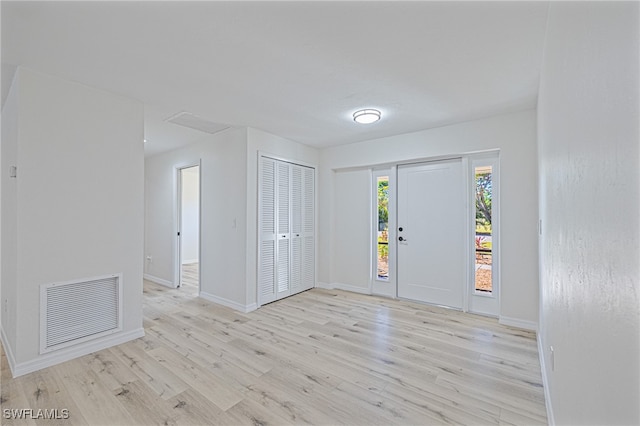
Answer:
399, 236, 407, 242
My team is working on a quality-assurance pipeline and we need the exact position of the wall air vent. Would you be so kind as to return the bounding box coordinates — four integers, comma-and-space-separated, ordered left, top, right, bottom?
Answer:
40, 274, 122, 354
165, 111, 230, 135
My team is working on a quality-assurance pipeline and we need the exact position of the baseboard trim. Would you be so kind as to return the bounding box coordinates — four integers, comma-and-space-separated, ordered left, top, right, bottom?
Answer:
199, 291, 256, 313
0, 326, 17, 377
499, 315, 538, 331
318, 282, 371, 295
9, 328, 145, 378
315, 281, 333, 290
143, 274, 174, 288
537, 333, 555, 425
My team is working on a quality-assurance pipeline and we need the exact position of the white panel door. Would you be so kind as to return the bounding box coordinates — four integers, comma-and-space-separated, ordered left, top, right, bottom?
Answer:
258, 158, 277, 305
397, 159, 465, 308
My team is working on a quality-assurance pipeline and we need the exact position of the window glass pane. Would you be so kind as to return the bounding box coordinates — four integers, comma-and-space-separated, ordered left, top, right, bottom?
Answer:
475, 166, 492, 292
377, 176, 389, 280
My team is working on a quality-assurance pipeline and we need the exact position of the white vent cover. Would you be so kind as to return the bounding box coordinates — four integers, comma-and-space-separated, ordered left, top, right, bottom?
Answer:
40, 274, 123, 354
165, 111, 229, 135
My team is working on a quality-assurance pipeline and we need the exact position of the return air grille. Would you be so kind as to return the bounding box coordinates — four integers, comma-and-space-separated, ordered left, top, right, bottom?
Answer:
40, 274, 122, 354
165, 111, 229, 135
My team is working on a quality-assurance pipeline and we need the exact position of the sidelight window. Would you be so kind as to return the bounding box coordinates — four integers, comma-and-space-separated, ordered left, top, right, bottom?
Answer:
474, 165, 493, 293
376, 176, 389, 280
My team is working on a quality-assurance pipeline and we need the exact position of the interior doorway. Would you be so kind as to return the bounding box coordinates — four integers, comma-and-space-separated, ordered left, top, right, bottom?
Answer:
177, 165, 200, 294
396, 159, 467, 308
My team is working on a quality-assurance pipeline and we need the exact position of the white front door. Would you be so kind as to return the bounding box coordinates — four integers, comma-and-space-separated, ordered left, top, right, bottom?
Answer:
397, 159, 466, 308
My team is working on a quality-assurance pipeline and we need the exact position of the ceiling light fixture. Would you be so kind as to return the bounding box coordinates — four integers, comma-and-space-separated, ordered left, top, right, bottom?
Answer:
353, 108, 381, 124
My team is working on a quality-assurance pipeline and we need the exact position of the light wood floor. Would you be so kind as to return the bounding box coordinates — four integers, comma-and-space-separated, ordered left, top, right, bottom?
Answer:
181, 262, 199, 295
1, 281, 547, 425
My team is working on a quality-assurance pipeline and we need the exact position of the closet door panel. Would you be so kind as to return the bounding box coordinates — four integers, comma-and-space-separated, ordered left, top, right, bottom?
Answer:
302, 236, 315, 291
258, 157, 314, 305
259, 240, 276, 304
290, 165, 304, 294
290, 238, 302, 294
301, 166, 315, 291
258, 158, 277, 304
275, 161, 291, 298
277, 162, 290, 236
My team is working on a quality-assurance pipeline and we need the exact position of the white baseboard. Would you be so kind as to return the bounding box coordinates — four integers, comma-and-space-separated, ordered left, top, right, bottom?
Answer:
317, 282, 371, 295
143, 274, 174, 288
315, 281, 333, 289
499, 315, 538, 331
1, 326, 17, 376
537, 333, 555, 426
181, 259, 199, 265
8, 328, 145, 378
199, 291, 256, 313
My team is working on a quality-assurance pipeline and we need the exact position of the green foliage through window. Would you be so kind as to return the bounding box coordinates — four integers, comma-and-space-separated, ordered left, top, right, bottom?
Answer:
475, 170, 492, 233
377, 176, 389, 279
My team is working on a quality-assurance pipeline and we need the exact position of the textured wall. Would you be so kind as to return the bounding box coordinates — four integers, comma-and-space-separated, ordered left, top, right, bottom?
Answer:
538, 2, 639, 424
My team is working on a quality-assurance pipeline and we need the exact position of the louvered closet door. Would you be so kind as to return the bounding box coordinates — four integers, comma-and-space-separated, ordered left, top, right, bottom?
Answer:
276, 161, 291, 300
258, 158, 277, 305
290, 165, 303, 294
301, 166, 315, 291
258, 156, 315, 306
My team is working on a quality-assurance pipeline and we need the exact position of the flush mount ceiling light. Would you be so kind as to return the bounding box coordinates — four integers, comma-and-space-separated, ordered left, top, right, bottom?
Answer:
353, 108, 381, 124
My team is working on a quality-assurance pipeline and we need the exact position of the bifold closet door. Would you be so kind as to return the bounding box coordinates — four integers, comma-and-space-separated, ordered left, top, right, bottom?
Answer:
276, 161, 291, 300
290, 165, 303, 294
258, 157, 277, 305
258, 156, 315, 306
300, 166, 315, 292
290, 165, 315, 294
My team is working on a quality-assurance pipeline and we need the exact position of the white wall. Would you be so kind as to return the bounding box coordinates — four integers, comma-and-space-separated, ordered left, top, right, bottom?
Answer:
537, 3, 639, 424
180, 166, 200, 264
145, 127, 318, 311
1, 70, 20, 354
245, 128, 319, 307
145, 128, 248, 307
1, 68, 144, 374
330, 169, 371, 292
318, 110, 539, 327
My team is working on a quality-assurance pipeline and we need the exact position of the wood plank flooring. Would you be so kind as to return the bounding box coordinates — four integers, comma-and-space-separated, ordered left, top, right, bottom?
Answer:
180, 262, 199, 294
1, 281, 547, 425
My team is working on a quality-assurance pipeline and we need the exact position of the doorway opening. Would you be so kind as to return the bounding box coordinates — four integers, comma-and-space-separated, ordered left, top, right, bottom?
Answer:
370, 153, 499, 316
177, 165, 200, 295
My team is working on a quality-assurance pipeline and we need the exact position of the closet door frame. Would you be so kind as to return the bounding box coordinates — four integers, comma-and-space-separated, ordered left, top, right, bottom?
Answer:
257, 152, 317, 307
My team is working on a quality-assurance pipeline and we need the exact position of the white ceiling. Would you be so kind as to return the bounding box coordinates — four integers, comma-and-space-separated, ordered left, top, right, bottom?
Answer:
2, 1, 549, 156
